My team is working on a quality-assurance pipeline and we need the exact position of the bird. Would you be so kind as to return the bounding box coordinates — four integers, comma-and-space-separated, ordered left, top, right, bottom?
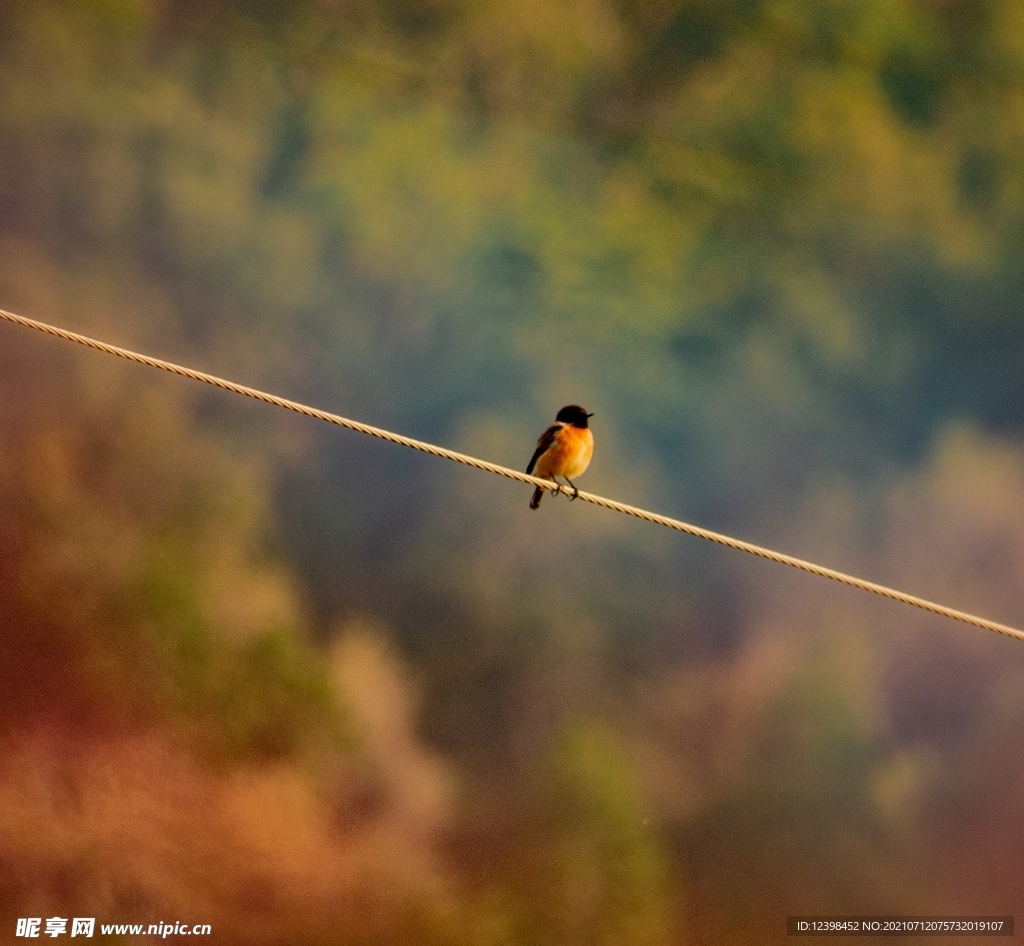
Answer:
526, 405, 594, 509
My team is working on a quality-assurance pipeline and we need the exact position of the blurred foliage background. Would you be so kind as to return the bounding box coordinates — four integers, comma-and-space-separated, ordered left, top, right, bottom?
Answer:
3, 0, 1024, 942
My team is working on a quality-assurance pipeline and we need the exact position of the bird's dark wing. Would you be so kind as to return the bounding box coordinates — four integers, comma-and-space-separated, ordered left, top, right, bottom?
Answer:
526, 424, 559, 474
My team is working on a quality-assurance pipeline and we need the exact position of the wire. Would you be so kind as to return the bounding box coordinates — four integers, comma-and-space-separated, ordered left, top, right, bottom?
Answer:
3, 306, 1023, 643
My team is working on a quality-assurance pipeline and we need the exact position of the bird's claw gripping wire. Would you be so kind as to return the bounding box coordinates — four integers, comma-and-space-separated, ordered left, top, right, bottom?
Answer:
550, 480, 580, 501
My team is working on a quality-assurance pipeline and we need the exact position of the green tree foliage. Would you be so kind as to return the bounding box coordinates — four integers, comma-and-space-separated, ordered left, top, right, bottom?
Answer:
537, 720, 675, 946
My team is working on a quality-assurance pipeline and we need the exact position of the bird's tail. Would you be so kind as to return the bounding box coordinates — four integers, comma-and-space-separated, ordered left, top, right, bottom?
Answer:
530, 485, 545, 510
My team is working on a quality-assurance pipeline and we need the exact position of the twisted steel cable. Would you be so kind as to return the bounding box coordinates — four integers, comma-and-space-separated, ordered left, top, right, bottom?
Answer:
3, 306, 1022, 642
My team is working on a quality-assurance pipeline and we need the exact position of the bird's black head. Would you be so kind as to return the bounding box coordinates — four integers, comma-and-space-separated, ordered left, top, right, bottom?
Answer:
556, 405, 594, 428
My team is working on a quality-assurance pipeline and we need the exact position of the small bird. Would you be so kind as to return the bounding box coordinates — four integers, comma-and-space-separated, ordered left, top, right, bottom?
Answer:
526, 405, 594, 509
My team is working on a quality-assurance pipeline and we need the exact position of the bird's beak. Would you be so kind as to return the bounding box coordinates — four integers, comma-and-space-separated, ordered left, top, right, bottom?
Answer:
587, 412, 595, 417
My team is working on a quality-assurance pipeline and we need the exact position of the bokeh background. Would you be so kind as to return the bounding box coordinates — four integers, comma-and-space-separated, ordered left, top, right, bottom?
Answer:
3, 1, 1024, 943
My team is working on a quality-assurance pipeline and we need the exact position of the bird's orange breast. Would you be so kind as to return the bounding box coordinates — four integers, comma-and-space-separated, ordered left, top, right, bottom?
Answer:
534, 426, 593, 480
